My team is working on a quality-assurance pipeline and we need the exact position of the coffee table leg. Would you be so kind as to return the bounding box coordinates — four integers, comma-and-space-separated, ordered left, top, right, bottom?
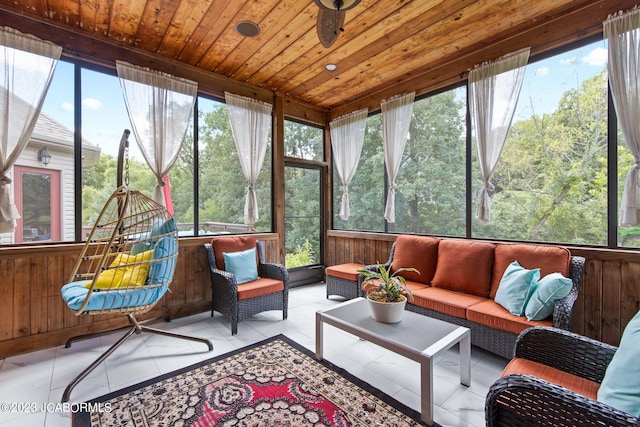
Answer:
420, 356, 434, 426
315, 311, 323, 361
460, 333, 471, 386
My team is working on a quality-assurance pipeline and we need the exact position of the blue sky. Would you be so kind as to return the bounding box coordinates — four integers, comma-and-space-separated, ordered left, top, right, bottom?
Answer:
516, 39, 607, 120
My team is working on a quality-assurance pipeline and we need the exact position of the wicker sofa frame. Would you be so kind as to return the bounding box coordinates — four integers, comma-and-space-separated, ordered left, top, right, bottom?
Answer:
365, 241, 586, 359
204, 242, 289, 335
485, 326, 639, 426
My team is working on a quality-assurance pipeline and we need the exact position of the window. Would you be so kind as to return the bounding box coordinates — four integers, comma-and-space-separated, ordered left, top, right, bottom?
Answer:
197, 96, 272, 234
284, 119, 323, 161
80, 67, 157, 239
333, 87, 467, 235
390, 87, 466, 235
3, 58, 274, 246
333, 40, 619, 246
472, 40, 609, 245
333, 114, 386, 231
284, 120, 324, 269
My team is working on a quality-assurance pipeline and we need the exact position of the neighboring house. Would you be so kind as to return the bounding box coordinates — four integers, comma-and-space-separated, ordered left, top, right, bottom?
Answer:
0, 113, 100, 244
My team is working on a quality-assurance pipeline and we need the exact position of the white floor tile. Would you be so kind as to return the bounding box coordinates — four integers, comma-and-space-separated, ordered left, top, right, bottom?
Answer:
0, 282, 507, 427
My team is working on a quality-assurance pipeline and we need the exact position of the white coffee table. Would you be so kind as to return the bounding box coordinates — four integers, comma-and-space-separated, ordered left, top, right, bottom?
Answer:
315, 297, 471, 426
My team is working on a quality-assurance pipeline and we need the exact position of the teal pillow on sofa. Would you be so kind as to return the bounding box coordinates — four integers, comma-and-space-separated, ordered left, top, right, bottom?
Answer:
524, 272, 572, 321
494, 261, 540, 316
223, 247, 259, 284
598, 309, 640, 417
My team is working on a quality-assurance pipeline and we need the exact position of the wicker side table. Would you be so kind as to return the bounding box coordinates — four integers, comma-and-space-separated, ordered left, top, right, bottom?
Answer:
325, 263, 363, 300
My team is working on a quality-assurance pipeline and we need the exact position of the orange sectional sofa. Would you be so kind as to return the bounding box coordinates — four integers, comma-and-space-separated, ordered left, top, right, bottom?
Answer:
366, 235, 585, 359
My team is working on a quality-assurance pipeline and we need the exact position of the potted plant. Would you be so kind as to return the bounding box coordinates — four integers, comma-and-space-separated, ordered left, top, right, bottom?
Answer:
358, 263, 418, 323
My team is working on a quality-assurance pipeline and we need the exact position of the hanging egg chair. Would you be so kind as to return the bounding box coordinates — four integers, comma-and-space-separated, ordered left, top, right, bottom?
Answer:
60, 130, 212, 402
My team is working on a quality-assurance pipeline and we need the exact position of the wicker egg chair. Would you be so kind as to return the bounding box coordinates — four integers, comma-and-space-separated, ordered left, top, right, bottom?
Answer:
60, 130, 213, 402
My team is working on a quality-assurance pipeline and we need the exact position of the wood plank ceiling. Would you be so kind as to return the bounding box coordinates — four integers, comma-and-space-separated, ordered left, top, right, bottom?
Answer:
0, 0, 633, 115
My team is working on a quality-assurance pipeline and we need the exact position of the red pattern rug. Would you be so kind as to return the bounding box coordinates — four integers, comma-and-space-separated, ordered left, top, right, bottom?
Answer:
73, 335, 431, 426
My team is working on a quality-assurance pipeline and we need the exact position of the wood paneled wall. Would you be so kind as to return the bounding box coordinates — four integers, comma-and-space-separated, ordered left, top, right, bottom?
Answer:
0, 234, 279, 358
3, 230, 639, 357
326, 230, 640, 347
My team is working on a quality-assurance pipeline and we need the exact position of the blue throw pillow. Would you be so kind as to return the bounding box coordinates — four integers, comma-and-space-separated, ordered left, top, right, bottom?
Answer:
598, 309, 640, 417
146, 236, 178, 285
223, 247, 259, 284
524, 272, 572, 321
494, 261, 540, 316
131, 218, 177, 255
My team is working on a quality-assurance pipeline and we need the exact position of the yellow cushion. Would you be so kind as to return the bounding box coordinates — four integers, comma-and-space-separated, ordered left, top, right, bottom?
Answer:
85, 250, 153, 289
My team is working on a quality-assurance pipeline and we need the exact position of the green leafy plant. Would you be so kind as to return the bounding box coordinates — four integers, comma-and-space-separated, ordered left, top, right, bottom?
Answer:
358, 262, 418, 303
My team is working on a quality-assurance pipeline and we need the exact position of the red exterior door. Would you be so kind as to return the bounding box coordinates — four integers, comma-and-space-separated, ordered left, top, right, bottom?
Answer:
14, 165, 61, 243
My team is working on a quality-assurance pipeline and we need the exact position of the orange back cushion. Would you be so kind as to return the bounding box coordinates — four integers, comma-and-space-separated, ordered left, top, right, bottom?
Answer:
431, 239, 495, 297
211, 236, 258, 271
391, 235, 440, 284
490, 244, 571, 298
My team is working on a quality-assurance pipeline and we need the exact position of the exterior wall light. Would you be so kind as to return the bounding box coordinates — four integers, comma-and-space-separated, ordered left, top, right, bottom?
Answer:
38, 146, 52, 166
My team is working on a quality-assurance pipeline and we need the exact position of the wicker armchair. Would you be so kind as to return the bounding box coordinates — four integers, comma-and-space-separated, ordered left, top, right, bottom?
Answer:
204, 237, 289, 335
485, 326, 639, 426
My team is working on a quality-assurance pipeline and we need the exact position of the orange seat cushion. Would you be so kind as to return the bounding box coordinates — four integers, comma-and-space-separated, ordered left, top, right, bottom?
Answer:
326, 263, 363, 281
490, 243, 571, 298
237, 277, 284, 301
466, 299, 551, 334
502, 358, 599, 400
411, 287, 487, 319
391, 235, 440, 284
431, 239, 495, 297
211, 236, 258, 271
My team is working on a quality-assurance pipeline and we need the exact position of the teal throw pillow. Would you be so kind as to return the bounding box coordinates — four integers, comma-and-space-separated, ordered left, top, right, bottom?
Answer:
524, 272, 572, 321
131, 218, 177, 255
223, 247, 259, 284
146, 236, 178, 285
598, 309, 640, 417
494, 261, 540, 316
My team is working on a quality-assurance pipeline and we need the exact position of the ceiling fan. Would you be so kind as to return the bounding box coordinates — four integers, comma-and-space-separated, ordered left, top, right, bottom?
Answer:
314, 0, 362, 48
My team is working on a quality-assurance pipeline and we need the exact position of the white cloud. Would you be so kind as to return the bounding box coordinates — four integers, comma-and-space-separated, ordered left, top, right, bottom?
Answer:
560, 57, 577, 65
61, 102, 73, 112
82, 98, 103, 109
582, 47, 607, 67
534, 67, 549, 76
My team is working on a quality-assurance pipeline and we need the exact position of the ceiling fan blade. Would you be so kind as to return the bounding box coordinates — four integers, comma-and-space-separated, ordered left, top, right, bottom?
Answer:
317, 8, 345, 48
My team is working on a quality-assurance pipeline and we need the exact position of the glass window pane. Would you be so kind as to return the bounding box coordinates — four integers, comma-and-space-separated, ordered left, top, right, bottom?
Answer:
197, 96, 272, 234
472, 40, 608, 245
284, 120, 323, 161
80, 68, 157, 240
2, 60, 74, 244
390, 87, 466, 235
333, 114, 385, 231
285, 165, 320, 268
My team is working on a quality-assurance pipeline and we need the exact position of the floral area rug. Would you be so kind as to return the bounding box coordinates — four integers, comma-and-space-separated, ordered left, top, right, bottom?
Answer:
73, 334, 432, 426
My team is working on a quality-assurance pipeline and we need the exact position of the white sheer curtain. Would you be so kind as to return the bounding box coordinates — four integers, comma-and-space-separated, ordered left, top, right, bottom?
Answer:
0, 27, 61, 233
605, 7, 640, 226
381, 92, 415, 223
116, 60, 197, 206
225, 92, 273, 225
330, 108, 367, 220
469, 48, 529, 221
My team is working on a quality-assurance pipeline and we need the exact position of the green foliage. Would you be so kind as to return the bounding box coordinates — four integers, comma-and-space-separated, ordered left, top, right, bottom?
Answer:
285, 240, 314, 268
284, 121, 322, 265
474, 69, 610, 245
358, 262, 417, 303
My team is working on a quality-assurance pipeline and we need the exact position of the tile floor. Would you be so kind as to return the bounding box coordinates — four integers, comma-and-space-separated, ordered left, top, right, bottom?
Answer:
0, 283, 507, 427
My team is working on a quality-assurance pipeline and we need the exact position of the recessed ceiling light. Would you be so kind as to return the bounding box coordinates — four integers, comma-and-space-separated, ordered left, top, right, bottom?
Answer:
235, 21, 260, 38
325, 63, 338, 71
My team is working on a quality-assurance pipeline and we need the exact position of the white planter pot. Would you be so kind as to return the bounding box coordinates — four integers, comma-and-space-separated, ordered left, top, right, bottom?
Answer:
367, 295, 407, 323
